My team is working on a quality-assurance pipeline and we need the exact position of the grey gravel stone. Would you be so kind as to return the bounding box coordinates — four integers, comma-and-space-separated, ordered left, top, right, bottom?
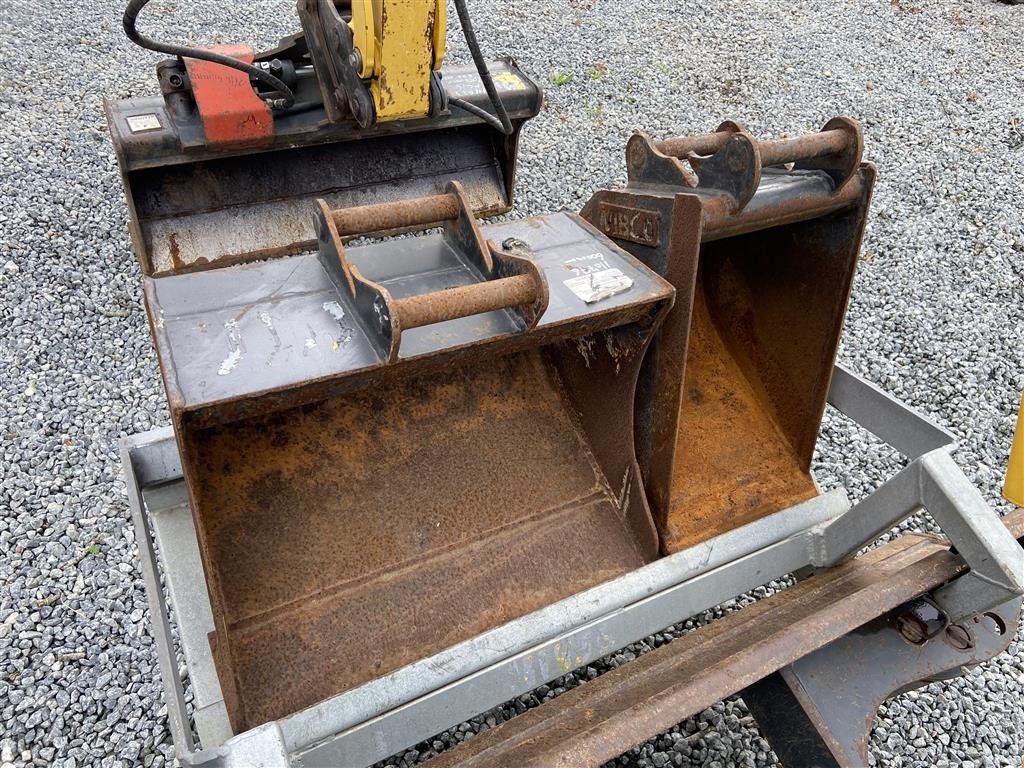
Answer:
1, 0, 1023, 767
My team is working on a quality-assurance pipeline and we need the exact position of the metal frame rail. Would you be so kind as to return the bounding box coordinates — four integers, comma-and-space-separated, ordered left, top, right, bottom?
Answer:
426, 517, 1024, 767
121, 364, 1024, 768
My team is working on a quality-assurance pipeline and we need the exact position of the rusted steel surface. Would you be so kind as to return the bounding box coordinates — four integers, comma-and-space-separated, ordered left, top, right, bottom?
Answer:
144, 208, 673, 731
744, 595, 1021, 767
425, 520, 1023, 768
184, 350, 651, 729
330, 193, 461, 237
666, 286, 818, 548
1002, 507, 1024, 538
582, 118, 874, 553
745, 509, 1024, 767
394, 274, 539, 330
630, 195, 702, 524
656, 128, 848, 167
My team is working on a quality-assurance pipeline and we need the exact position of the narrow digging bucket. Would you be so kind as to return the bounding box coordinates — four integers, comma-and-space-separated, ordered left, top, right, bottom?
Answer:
583, 118, 875, 553
105, 60, 541, 277
144, 184, 673, 731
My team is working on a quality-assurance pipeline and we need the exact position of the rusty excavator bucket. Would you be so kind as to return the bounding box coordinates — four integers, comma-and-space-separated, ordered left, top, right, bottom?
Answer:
583, 119, 875, 553
105, 60, 541, 277
143, 183, 673, 730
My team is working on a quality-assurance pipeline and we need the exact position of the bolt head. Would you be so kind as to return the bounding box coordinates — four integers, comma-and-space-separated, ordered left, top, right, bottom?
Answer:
944, 624, 975, 651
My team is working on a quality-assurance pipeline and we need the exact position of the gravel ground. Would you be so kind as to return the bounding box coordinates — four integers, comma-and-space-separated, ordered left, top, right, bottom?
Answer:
2, 0, 1023, 766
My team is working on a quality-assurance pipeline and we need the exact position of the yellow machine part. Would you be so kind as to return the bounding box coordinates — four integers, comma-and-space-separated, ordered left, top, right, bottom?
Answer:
349, 0, 446, 121
1004, 392, 1024, 506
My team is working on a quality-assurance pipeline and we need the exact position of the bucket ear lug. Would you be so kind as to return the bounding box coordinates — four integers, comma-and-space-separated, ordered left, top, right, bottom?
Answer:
794, 116, 864, 191
625, 132, 699, 189
714, 118, 747, 135
694, 131, 761, 211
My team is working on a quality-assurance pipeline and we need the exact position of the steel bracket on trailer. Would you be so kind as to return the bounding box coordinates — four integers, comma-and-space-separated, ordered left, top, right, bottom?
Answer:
743, 595, 1022, 768
817, 367, 1024, 620
121, 364, 1024, 768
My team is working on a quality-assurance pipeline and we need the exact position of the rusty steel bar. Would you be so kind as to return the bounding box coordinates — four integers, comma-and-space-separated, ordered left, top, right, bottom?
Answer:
980, 499, 1023, 537
393, 274, 539, 330
329, 193, 461, 237
760, 130, 848, 166
656, 128, 849, 167
701, 171, 865, 242
654, 131, 724, 158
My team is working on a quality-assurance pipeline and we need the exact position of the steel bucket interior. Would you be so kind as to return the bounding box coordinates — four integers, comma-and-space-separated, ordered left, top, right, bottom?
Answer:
665, 203, 866, 551
144, 204, 671, 733
183, 348, 655, 730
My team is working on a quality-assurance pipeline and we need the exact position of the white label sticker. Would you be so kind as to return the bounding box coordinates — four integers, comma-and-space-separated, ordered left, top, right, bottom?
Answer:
564, 268, 633, 304
126, 114, 162, 133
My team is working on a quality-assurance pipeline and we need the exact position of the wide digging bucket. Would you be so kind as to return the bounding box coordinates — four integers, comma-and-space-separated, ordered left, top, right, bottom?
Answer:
143, 183, 673, 731
583, 118, 875, 553
105, 60, 541, 277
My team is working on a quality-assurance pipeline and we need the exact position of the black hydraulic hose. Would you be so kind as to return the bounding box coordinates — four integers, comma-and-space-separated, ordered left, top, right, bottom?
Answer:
122, 0, 295, 109
448, 96, 505, 129
450, 0, 513, 135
